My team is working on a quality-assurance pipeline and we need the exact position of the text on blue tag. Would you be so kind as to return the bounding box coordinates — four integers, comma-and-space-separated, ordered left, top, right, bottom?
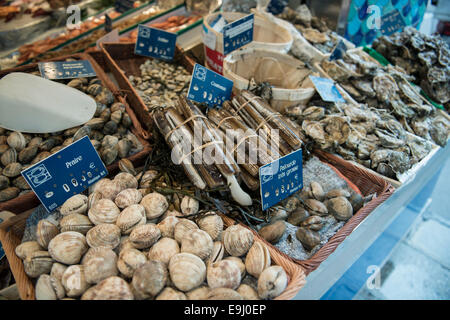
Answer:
38, 60, 96, 80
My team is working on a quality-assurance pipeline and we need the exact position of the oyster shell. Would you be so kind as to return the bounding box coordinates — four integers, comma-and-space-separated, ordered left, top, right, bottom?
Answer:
81, 276, 134, 300
132, 261, 168, 299
168, 253, 206, 292
222, 225, 254, 257
257, 266, 288, 299
86, 224, 121, 249
245, 242, 271, 278
48, 231, 88, 265
82, 247, 118, 284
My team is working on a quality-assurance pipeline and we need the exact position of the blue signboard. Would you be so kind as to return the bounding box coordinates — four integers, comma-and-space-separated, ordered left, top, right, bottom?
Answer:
380, 9, 407, 36
260, 148, 303, 211
187, 63, 233, 107
135, 25, 177, 61
38, 60, 96, 80
329, 40, 348, 61
223, 13, 254, 55
21, 136, 107, 213
309, 76, 346, 103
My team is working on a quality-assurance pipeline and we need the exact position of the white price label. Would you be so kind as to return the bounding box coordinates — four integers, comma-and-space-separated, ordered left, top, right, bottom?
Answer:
203, 30, 216, 50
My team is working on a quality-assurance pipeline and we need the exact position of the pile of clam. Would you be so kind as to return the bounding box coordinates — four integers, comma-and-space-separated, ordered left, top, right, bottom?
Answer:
128, 59, 191, 110
0, 76, 144, 203
15, 169, 289, 300
257, 181, 362, 252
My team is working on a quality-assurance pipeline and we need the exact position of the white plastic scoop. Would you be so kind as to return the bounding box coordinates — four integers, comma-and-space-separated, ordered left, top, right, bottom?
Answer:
0, 72, 97, 133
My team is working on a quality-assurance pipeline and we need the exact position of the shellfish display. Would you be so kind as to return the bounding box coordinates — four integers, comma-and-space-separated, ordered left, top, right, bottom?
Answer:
15, 167, 292, 300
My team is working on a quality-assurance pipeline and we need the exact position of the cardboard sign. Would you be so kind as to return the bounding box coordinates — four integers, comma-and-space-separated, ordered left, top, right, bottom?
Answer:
38, 60, 96, 80
135, 25, 177, 61
203, 29, 217, 50
115, 0, 135, 14
187, 63, 233, 107
97, 29, 120, 49
260, 148, 303, 210
21, 136, 107, 212
380, 9, 407, 36
309, 76, 346, 103
223, 13, 254, 55
329, 39, 348, 61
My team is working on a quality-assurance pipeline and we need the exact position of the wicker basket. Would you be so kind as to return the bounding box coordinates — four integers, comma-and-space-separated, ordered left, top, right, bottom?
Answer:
99, 42, 197, 132
0, 53, 151, 213
226, 150, 394, 275
0, 208, 306, 300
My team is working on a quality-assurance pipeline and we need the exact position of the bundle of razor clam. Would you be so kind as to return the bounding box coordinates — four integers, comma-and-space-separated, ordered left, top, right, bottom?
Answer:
152, 91, 304, 207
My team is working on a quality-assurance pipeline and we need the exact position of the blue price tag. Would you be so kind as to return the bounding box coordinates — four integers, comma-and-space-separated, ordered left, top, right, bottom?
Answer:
380, 9, 406, 36
114, 0, 135, 13
223, 13, 254, 56
260, 148, 303, 211
309, 76, 346, 103
38, 60, 96, 80
329, 40, 348, 61
187, 63, 233, 107
21, 136, 108, 213
134, 25, 177, 61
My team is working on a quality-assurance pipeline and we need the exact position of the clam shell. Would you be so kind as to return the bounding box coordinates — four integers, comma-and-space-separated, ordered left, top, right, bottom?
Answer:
258, 221, 286, 244
101, 147, 118, 166
96, 178, 122, 202
86, 224, 121, 249
169, 253, 206, 292
62, 265, 90, 297
181, 229, 213, 260
116, 236, 135, 254
18, 145, 38, 163
118, 159, 136, 176
0, 175, 9, 190
73, 126, 91, 142
287, 207, 309, 226
103, 121, 118, 136
132, 261, 168, 299
82, 247, 118, 284
180, 196, 199, 216
36, 219, 59, 249
85, 118, 105, 130
60, 213, 93, 234
100, 108, 111, 122
326, 196, 353, 221
87, 83, 102, 96
35, 275, 65, 300
15, 241, 42, 260
174, 219, 198, 244
111, 102, 126, 113
117, 248, 147, 278
129, 223, 161, 249
257, 266, 288, 299
24, 250, 53, 278
156, 287, 187, 300
186, 286, 210, 300
50, 263, 67, 282
160, 209, 183, 220
245, 242, 271, 278
206, 288, 243, 300
197, 213, 223, 241
224, 257, 246, 279
223, 225, 254, 257
135, 170, 158, 188
300, 216, 324, 231
207, 259, 241, 290
28, 137, 43, 148
81, 276, 134, 300
88, 191, 103, 209
1, 148, 17, 166
48, 231, 88, 265
13, 175, 30, 190
295, 227, 320, 251
122, 113, 132, 128
326, 189, 351, 199
101, 135, 119, 149
95, 88, 114, 105
310, 181, 325, 201
60, 194, 88, 216
304, 199, 328, 216
116, 204, 146, 234
31, 151, 51, 164
147, 237, 180, 266
0, 144, 7, 154
88, 198, 120, 225
7, 131, 26, 151
0, 187, 19, 201
111, 110, 123, 124
157, 216, 179, 238
207, 241, 224, 267
117, 139, 131, 158
237, 284, 260, 300
2, 162, 22, 178
140, 192, 168, 220
115, 188, 142, 209
114, 172, 138, 191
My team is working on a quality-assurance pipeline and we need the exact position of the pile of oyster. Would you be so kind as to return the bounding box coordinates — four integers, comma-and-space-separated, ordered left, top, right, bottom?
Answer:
128, 59, 191, 110
372, 26, 450, 107
278, 5, 343, 54
257, 181, 362, 254
285, 96, 435, 179
320, 50, 449, 147
15, 167, 289, 300
0, 77, 144, 203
